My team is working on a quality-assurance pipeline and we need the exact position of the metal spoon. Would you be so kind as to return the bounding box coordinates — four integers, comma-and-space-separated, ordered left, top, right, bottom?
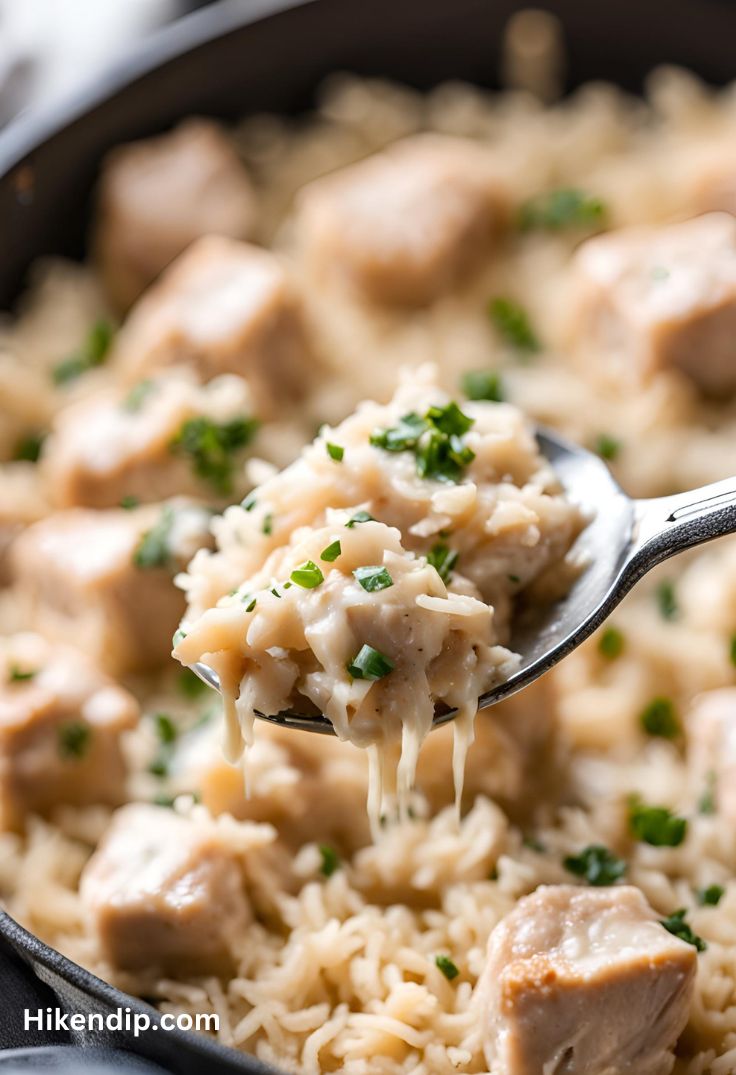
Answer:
193, 427, 736, 734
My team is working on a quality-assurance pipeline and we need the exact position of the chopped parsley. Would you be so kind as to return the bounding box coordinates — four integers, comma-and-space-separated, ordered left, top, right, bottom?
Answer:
178, 668, 207, 699
697, 884, 725, 907
122, 379, 154, 413
563, 844, 627, 886
318, 844, 340, 877
241, 492, 257, 511
489, 297, 540, 355
593, 433, 621, 461
133, 507, 174, 569
347, 644, 395, 681
698, 771, 717, 816
53, 320, 114, 385
119, 495, 140, 510
290, 560, 324, 589
598, 626, 625, 660
13, 431, 45, 462
262, 513, 274, 536
427, 543, 459, 584
345, 510, 375, 528
170, 415, 258, 495
321, 540, 341, 562
659, 908, 707, 952
628, 800, 687, 847
172, 628, 187, 647
354, 565, 393, 592
518, 188, 607, 232
153, 712, 178, 744
326, 442, 344, 462
640, 697, 680, 739
461, 369, 504, 402
8, 664, 36, 683
245, 597, 257, 613
370, 402, 476, 484
656, 580, 678, 621
435, 955, 460, 981
730, 634, 736, 668
58, 721, 91, 759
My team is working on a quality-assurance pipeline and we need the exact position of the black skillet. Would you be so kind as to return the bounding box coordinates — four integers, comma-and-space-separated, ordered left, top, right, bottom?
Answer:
1, 0, 736, 1070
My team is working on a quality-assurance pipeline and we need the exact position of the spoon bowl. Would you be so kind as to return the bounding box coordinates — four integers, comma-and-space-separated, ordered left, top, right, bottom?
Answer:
193, 428, 736, 733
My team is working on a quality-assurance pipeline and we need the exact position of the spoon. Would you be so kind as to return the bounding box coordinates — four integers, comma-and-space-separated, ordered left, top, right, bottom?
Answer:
193, 427, 736, 734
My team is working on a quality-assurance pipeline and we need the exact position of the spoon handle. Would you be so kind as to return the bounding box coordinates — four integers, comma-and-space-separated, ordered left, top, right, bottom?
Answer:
630, 475, 736, 578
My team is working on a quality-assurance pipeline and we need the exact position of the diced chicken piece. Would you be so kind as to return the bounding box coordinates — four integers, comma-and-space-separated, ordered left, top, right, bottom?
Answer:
112, 236, 310, 416
11, 501, 212, 675
177, 721, 371, 853
80, 804, 252, 975
42, 372, 257, 509
573, 212, 736, 395
0, 463, 49, 585
296, 133, 508, 305
0, 634, 137, 831
687, 688, 736, 822
476, 885, 696, 1075
94, 119, 256, 312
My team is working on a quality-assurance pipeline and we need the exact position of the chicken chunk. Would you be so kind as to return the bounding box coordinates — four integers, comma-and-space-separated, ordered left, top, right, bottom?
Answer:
11, 501, 212, 675
113, 236, 310, 416
94, 119, 256, 312
0, 634, 137, 831
80, 804, 252, 975
296, 134, 508, 305
687, 688, 736, 823
476, 885, 696, 1075
43, 372, 258, 509
0, 463, 48, 585
573, 213, 736, 395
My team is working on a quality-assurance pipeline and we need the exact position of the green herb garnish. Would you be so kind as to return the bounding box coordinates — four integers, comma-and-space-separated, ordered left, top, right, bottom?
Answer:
598, 626, 625, 660
319, 844, 340, 877
119, 495, 140, 510
659, 908, 707, 952
245, 597, 257, 613
53, 320, 114, 385
370, 402, 476, 484
13, 432, 45, 463
518, 188, 607, 232
489, 297, 540, 354
321, 540, 341, 562
241, 492, 257, 511
656, 580, 678, 621
563, 844, 627, 886
729, 634, 736, 668
347, 644, 395, 681
435, 955, 459, 981
8, 664, 36, 683
290, 560, 324, 589
154, 712, 178, 744
172, 628, 187, 647
629, 800, 687, 847
178, 668, 207, 699
345, 510, 375, 529
58, 721, 91, 759
461, 369, 505, 402
427, 543, 459, 584
122, 379, 154, 413
262, 513, 274, 536
353, 565, 393, 592
697, 884, 725, 907
698, 771, 717, 816
133, 507, 174, 569
326, 442, 344, 462
593, 433, 621, 461
640, 697, 680, 739
170, 415, 258, 495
